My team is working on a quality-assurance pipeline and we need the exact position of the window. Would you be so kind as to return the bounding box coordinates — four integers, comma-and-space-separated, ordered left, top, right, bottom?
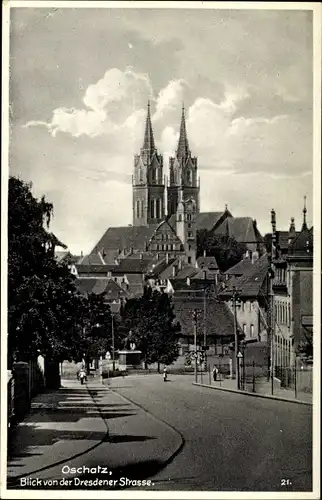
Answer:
187, 214, 192, 221
188, 231, 193, 238
188, 245, 192, 251
150, 200, 155, 218
140, 200, 144, 218
188, 257, 191, 264
250, 325, 254, 337
152, 168, 157, 182
172, 244, 176, 251
178, 214, 182, 222
136, 200, 140, 218
138, 167, 143, 182
187, 170, 192, 185
156, 199, 160, 219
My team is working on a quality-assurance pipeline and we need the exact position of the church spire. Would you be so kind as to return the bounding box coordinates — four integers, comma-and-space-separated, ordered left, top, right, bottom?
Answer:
176, 104, 190, 159
302, 196, 307, 230
142, 101, 155, 152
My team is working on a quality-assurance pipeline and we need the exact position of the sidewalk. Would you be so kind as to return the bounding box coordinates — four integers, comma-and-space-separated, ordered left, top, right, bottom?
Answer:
7, 379, 183, 488
193, 375, 312, 405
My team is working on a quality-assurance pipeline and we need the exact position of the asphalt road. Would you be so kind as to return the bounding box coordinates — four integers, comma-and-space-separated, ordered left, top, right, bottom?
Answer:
107, 374, 312, 492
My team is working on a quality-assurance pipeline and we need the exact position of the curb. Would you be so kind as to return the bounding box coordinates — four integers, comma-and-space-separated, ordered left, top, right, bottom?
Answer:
192, 382, 313, 406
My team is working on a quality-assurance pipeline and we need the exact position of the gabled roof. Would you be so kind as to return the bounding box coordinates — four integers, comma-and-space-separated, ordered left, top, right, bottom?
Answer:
220, 255, 270, 298
226, 259, 254, 276
215, 217, 262, 243
196, 212, 226, 231
112, 256, 157, 274
275, 230, 300, 251
172, 295, 239, 339
146, 257, 178, 278
75, 278, 127, 299
90, 225, 158, 256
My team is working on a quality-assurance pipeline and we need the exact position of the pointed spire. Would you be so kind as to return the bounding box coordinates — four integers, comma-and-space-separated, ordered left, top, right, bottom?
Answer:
142, 101, 155, 152
302, 196, 307, 230
176, 104, 190, 159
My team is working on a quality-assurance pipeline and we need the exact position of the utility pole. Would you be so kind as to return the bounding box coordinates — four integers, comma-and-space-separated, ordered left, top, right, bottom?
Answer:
111, 313, 115, 372
269, 209, 277, 395
232, 286, 241, 390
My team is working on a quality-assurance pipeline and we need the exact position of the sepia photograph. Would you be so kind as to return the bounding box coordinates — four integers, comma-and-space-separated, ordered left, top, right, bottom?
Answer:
1, 1, 321, 498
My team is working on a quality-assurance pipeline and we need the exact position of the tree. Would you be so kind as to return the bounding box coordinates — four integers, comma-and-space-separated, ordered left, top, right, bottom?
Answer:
8, 176, 85, 363
197, 230, 247, 271
296, 332, 313, 360
121, 287, 180, 369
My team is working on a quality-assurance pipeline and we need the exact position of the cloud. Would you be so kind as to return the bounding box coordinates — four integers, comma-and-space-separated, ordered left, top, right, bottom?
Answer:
153, 79, 188, 121
25, 67, 152, 138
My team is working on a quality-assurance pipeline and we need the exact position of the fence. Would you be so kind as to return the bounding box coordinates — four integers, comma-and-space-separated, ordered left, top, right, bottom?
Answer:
195, 359, 313, 401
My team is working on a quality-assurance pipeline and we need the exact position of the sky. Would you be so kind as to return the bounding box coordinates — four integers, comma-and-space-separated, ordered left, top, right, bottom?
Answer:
8, 5, 315, 255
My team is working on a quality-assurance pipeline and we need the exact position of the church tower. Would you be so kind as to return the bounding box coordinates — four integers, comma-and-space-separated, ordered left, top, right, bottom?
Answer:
176, 189, 197, 266
167, 106, 200, 217
132, 102, 165, 226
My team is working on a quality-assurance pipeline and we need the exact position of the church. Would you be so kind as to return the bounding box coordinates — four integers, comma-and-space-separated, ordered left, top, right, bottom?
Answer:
83, 103, 263, 269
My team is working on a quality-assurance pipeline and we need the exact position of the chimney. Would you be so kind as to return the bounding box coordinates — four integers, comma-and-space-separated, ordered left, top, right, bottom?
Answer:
187, 277, 191, 286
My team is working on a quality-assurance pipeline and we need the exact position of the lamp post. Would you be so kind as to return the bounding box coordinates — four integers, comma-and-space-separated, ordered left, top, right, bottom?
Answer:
193, 309, 201, 383
111, 313, 115, 372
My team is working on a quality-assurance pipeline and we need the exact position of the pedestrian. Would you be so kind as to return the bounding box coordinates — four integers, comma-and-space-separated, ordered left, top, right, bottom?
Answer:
163, 366, 168, 382
212, 365, 219, 382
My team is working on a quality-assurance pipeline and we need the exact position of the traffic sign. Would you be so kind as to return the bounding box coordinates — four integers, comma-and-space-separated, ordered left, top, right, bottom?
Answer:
237, 352, 243, 358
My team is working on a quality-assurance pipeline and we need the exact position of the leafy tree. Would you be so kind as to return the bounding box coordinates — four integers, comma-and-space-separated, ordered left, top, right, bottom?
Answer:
121, 287, 180, 369
296, 332, 313, 360
197, 230, 247, 272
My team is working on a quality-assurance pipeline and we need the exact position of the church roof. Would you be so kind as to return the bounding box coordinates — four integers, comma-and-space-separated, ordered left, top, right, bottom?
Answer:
167, 211, 225, 232
76, 263, 116, 276
215, 217, 262, 243
90, 225, 158, 257
112, 256, 157, 274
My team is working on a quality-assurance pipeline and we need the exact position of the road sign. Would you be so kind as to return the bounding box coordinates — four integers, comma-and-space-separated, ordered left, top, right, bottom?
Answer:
237, 352, 243, 358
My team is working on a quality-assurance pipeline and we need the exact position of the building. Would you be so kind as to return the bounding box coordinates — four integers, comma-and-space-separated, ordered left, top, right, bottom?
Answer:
86, 103, 263, 271
270, 200, 313, 371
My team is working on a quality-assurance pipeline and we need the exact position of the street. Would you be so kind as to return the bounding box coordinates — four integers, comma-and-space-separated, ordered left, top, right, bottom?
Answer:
7, 375, 312, 493
107, 374, 312, 492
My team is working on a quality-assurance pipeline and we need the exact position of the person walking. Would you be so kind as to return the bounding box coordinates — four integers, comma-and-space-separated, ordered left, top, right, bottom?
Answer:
212, 365, 219, 382
163, 366, 168, 382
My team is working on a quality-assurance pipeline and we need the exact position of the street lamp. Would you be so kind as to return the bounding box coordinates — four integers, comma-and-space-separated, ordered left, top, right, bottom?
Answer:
193, 309, 201, 383
110, 301, 120, 372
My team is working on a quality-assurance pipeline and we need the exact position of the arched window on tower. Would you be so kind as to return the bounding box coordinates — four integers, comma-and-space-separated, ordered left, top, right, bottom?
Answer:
138, 166, 143, 183
140, 200, 144, 218
150, 199, 155, 219
152, 167, 157, 183
187, 169, 192, 186
136, 200, 140, 219
156, 199, 160, 219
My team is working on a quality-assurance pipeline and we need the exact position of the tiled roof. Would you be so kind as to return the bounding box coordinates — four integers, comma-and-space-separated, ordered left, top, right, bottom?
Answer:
215, 217, 262, 243
288, 227, 313, 256
193, 268, 219, 280
78, 254, 105, 265
196, 212, 226, 231
197, 256, 219, 269
170, 279, 215, 292
75, 278, 128, 300
172, 295, 238, 339
275, 231, 300, 251
90, 225, 158, 256
174, 266, 199, 279
167, 211, 226, 232
226, 259, 254, 276
220, 255, 269, 298
147, 257, 178, 278
76, 264, 116, 276
112, 256, 157, 274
